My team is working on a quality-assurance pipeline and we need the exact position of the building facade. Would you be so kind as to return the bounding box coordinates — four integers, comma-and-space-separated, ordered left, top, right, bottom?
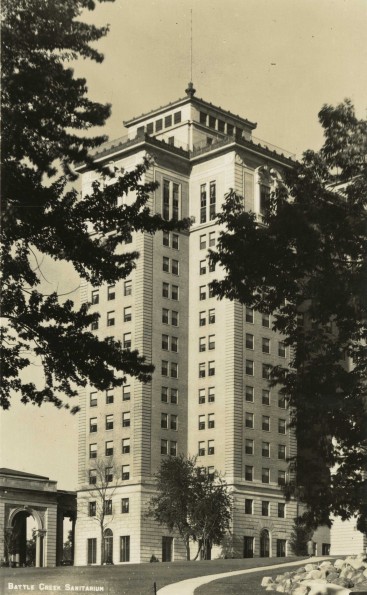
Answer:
75, 85, 304, 565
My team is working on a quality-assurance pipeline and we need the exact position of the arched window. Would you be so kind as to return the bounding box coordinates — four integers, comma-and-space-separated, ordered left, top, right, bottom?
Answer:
260, 528, 270, 558
103, 528, 113, 564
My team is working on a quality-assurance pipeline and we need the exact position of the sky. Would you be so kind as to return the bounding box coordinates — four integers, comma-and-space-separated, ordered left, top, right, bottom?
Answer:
1, 0, 366, 491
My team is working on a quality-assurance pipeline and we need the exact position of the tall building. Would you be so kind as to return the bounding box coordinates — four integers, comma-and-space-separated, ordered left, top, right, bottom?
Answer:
75, 85, 305, 565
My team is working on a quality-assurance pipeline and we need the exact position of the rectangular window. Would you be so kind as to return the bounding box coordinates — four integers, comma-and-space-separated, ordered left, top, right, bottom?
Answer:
87, 538, 97, 564
208, 259, 215, 273
122, 412, 130, 428
121, 498, 129, 514
155, 118, 163, 132
208, 387, 215, 403
122, 438, 130, 454
245, 412, 254, 429
262, 468, 270, 484
278, 444, 286, 460
172, 184, 180, 221
277, 539, 286, 558
262, 364, 272, 380
199, 337, 206, 352
208, 115, 216, 129
200, 260, 206, 275
199, 363, 206, 378
199, 112, 207, 125
146, 122, 154, 135
91, 290, 99, 305
278, 419, 287, 434
208, 361, 215, 376
161, 413, 168, 429
161, 387, 168, 403
170, 414, 178, 431
198, 415, 205, 430
200, 184, 207, 223
174, 111, 181, 124
278, 503, 285, 518
163, 256, 170, 272
208, 413, 215, 429
245, 465, 253, 481
122, 465, 130, 481
246, 333, 254, 349
124, 306, 132, 322
161, 439, 168, 455
171, 362, 178, 378
88, 501, 96, 517
162, 334, 169, 350
262, 501, 270, 516
163, 231, 170, 246
244, 536, 254, 559
105, 440, 114, 456
208, 466, 215, 480
208, 440, 215, 455
227, 123, 234, 136
106, 388, 114, 404
278, 470, 286, 486
199, 311, 206, 326
246, 307, 254, 324
262, 390, 270, 406
122, 385, 131, 401
200, 234, 206, 249
245, 438, 254, 455
105, 468, 113, 483
262, 337, 270, 354
262, 416, 270, 432
171, 336, 178, 352
209, 181, 216, 220
120, 536, 130, 563
163, 180, 170, 220
199, 285, 206, 300
262, 313, 270, 328
278, 394, 287, 409
171, 310, 178, 326
208, 284, 215, 298
162, 308, 169, 324
262, 442, 270, 458
91, 319, 99, 331
162, 360, 168, 376
123, 332, 132, 349
124, 281, 132, 296
245, 386, 254, 402
171, 285, 179, 300
89, 443, 97, 459
90, 417, 97, 433
246, 360, 254, 376
260, 184, 270, 215
278, 341, 286, 358
107, 311, 115, 327
209, 231, 215, 247
208, 335, 215, 350
172, 259, 179, 276
89, 470, 97, 485
199, 388, 205, 404
198, 441, 205, 456
172, 234, 179, 250
90, 392, 97, 407
208, 309, 215, 324
245, 499, 253, 514
165, 114, 172, 128
107, 285, 115, 301
171, 388, 178, 404
170, 441, 177, 456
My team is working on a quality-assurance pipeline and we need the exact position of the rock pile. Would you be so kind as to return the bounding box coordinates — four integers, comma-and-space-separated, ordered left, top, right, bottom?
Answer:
261, 555, 367, 594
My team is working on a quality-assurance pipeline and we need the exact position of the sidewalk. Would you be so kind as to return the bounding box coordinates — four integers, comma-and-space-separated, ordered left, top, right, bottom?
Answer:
157, 557, 327, 595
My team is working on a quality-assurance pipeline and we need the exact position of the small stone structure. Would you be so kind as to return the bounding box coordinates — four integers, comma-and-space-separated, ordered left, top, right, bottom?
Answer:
0, 468, 76, 567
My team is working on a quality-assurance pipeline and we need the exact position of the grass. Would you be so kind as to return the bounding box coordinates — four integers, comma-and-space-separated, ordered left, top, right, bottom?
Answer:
0, 557, 305, 595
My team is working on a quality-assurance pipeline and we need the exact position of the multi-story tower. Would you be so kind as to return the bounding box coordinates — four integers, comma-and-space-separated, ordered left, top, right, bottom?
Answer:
75, 84, 300, 565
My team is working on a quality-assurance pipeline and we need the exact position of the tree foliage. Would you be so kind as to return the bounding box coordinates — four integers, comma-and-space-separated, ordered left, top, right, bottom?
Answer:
289, 518, 313, 557
1, 0, 189, 411
210, 100, 367, 528
147, 455, 231, 560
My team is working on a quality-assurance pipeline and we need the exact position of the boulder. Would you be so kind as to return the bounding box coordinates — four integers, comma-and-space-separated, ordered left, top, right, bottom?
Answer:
261, 577, 274, 587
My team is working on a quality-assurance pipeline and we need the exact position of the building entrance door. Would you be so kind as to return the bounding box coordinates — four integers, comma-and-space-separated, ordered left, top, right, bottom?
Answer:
260, 529, 270, 557
162, 536, 173, 562
243, 536, 254, 558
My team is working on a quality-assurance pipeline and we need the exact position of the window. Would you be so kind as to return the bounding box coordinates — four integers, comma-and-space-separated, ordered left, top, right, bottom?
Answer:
171, 362, 178, 378
198, 441, 205, 456
245, 386, 254, 402
208, 335, 215, 350
278, 394, 287, 409
163, 231, 170, 246
246, 360, 254, 376
199, 415, 205, 430
200, 234, 206, 249
90, 417, 97, 433
209, 181, 216, 220
322, 543, 330, 556
89, 443, 97, 459
161, 439, 168, 455
199, 337, 206, 352
146, 122, 153, 135
87, 538, 97, 564
262, 442, 270, 458
171, 310, 178, 326
208, 387, 215, 403
121, 498, 129, 514
161, 413, 168, 429
208, 284, 215, 298
163, 256, 170, 272
262, 501, 270, 516
199, 388, 205, 404
172, 234, 179, 250
106, 388, 114, 404
199, 112, 207, 125
262, 468, 270, 484
172, 184, 179, 221
170, 415, 178, 431
262, 313, 270, 328
91, 318, 99, 331
199, 285, 206, 300
123, 332, 132, 349
122, 465, 130, 481
262, 416, 270, 432
278, 419, 286, 434
218, 119, 225, 133
245, 499, 253, 514
105, 440, 114, 456
107, 285, 115, 301
165, 114, 172, 128
171, 285, 179, 300
120, 536, 130, 563
208, 440, 215, 455
122, 438, 130, 454
105, 467, 113, 483
278, 341, 286, 358
156, 118, 163, 132
208, 466, 215, 480
245, 465, 253, 481
278, 503, 285, 518
124, 306, 132, 322
174, 111, 181, 124
262, 390, 270, 406
246, 307, 254, 324
171, 336, 178, 352
200, 260, 207, 275
122, 385, 131, 401
262, 364, 272, 380
89, 470, 97, 485
170, 388, 178, 404
277, 539, 286, 558
161, 387, 168, 403
245, 412, 254, 429
245, 439, 254, 455
208, 413, 215, 429
162, 308, 169, 324
199, 363, 206, 378
163, 180, 170, 220
262, 337, 270, 354
162, 334, 169, 350
200, 184, 207, 223
278, 470, 286, 486
246, 333, 254, 349
170, 441, 177, 456
208, 259, 215, 273
124, 281, 132, 296
91, 290, 99, 305
90, 392, 97, 407
89, 501, 96, 517
122, 412, 130, 428
209, 309, 215, 324
208, 115, 216, 129
107, 311, 115, 327
172, 259, 179, 275
227, 123, 234, 136
208, 361, 215, 376
162, 360, 168, 376
209, 231, 215, 247
199, 311, 206, 326
260, 184, 270, 215
278, 444, 286, 460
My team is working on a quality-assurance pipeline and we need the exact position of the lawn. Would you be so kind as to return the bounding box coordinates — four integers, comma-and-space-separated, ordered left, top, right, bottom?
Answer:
0, 558, 304, 595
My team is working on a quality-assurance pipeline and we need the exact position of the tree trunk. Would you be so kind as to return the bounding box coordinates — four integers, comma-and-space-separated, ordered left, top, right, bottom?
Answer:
185, 538, 191, 561
100, 526, 104, 565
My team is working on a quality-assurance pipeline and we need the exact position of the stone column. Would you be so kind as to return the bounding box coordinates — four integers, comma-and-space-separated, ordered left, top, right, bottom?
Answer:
35, 530, 46, 567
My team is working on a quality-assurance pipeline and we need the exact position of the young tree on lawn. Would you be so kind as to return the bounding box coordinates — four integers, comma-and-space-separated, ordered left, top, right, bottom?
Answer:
147, 455, 231, 560
210, 100, 367, 529
1, 0, 190, 412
